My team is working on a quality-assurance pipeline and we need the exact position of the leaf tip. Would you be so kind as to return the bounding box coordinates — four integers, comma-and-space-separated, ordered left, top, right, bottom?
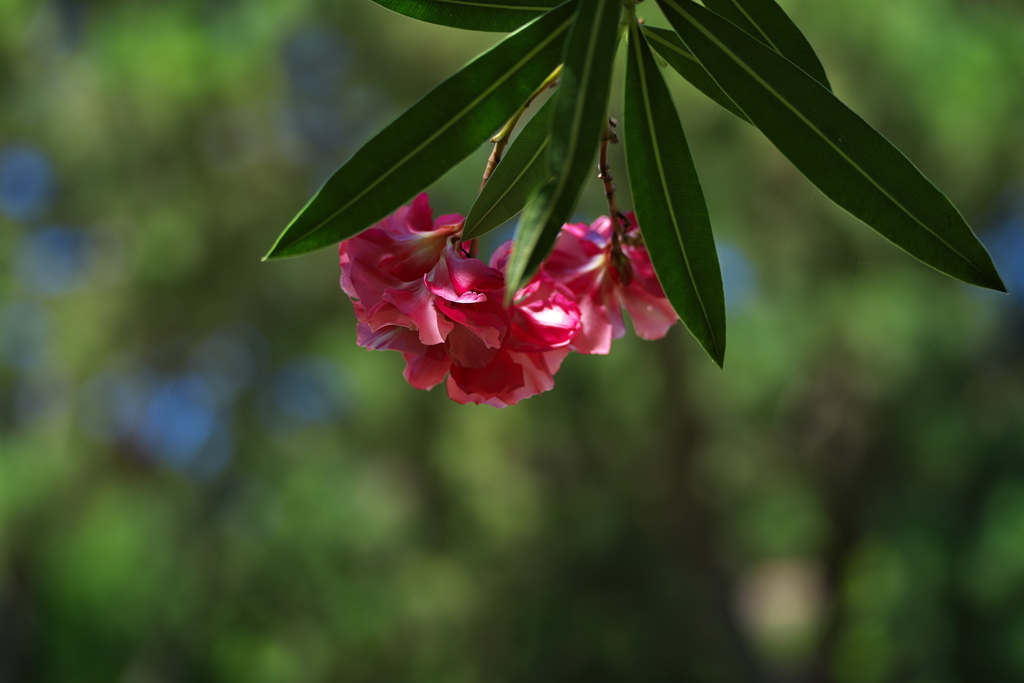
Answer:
967, 262, 1009, 293
989, 271, 1009, 294
696, 324, 727, 368
262, 230, 312, 261
262, 240, 302, 262
460, 221, 480, 243
705, 342, 725, 369
260, 241, 281, 262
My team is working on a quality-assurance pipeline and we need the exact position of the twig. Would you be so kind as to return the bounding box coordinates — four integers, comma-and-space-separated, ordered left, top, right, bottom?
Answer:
479, 65, 563, 191
599, 117, 636, 283
599, 117, 630, 235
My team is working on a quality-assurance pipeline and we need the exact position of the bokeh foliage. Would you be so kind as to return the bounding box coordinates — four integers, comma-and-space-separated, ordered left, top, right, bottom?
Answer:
0, 0, 1023, 681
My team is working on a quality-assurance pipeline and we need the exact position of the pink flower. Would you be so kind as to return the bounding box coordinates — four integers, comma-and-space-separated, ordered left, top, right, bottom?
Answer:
445, 243, 580, 407
340, 193, 465, 346
539, 213, 677, 354
340, 192, 464, 290
338, 195, 580, 407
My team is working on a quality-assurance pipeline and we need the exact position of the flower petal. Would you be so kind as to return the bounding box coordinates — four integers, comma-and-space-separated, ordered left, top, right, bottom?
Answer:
352, 194, 463, 281
569, 293, 623, 355
435, 299, 506, 350
619, 281, 678, 340
383, 284, 454, 346
447, 349, 525, 406
403, 347, 451, 390
506, 277, 580, 352
510, 348, 568, 401
356, 323, 424, 353
426, 241, 505, 303
405, 192, 433, 232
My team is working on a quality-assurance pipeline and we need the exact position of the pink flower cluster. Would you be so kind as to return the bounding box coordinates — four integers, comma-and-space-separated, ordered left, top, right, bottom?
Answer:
339, 194, 677, 407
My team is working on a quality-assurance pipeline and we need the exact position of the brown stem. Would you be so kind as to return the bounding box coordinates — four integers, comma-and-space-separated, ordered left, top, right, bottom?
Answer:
479, 65, 563, 191
598, 117, 629, 237
599, 116, 634, 287
480, 142, 508, 193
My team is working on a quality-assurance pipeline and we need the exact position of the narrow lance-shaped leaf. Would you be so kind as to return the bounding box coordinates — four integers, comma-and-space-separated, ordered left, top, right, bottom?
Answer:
264, 1, 576, 260
463, 97, 556, 240
641, 25, 749, 123
701, 0, 830, 90
624, 21, 726, 366
368, 0, 561, 33
657, 0, 1006, 292
505, 0, 622, 295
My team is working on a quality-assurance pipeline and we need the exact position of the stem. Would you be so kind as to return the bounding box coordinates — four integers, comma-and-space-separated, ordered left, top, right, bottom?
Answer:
479, 65, 563, 191
600, 116, 635, 284
599, 117, 629, 237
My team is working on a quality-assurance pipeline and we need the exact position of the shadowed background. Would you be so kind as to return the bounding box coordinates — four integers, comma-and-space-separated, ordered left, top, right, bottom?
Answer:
1, 0, 1023, 681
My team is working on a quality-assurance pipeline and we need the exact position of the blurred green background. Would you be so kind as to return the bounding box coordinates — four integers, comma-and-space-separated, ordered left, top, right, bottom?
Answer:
1, 0, 1023, 681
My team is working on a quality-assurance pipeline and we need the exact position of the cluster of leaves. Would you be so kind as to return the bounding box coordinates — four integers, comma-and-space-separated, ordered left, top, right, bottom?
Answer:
264, 0, 1006, 367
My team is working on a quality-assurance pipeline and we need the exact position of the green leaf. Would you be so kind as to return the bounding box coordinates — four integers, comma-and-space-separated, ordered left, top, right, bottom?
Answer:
505, 0, 623, 295
368, 0, 561, 33
641, 26, 749, 123
701, 0, 831, 90
463, 97, 556, 240
264, 2, 576, 260
657, 0, 1006, 292
625, 22, 726, 366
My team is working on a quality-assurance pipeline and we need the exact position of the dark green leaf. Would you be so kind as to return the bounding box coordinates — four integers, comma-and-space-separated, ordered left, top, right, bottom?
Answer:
699, 0, 758, 36
505, 0, 622, 295
641, 26, 749, 122
700, 0, 830, 90
368, 0, 561, 32
657, 0, 1006, 292
463, 97, 555, 240
264, 2, 576, 260
625, 22, 726, 366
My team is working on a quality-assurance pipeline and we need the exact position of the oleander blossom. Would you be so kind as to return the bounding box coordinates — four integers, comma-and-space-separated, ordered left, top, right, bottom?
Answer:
539, 213, 678, 355
339, 194, 580, 407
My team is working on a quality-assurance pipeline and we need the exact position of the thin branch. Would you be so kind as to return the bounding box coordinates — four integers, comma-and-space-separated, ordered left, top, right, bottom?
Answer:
599, 116, 630, 233
599, 117, 623, 230
480, 65, 563, 191
600, 116, 636, 284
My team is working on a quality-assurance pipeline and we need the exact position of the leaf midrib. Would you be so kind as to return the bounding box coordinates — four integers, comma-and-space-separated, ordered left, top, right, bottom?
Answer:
286, 14, 572, 248
665, 0, 985, 280
632, 25, 719, 356
725, 0, 777, 51
550, 0, 610, 204
515, 0, 611, 271
642, 27, 700, 66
